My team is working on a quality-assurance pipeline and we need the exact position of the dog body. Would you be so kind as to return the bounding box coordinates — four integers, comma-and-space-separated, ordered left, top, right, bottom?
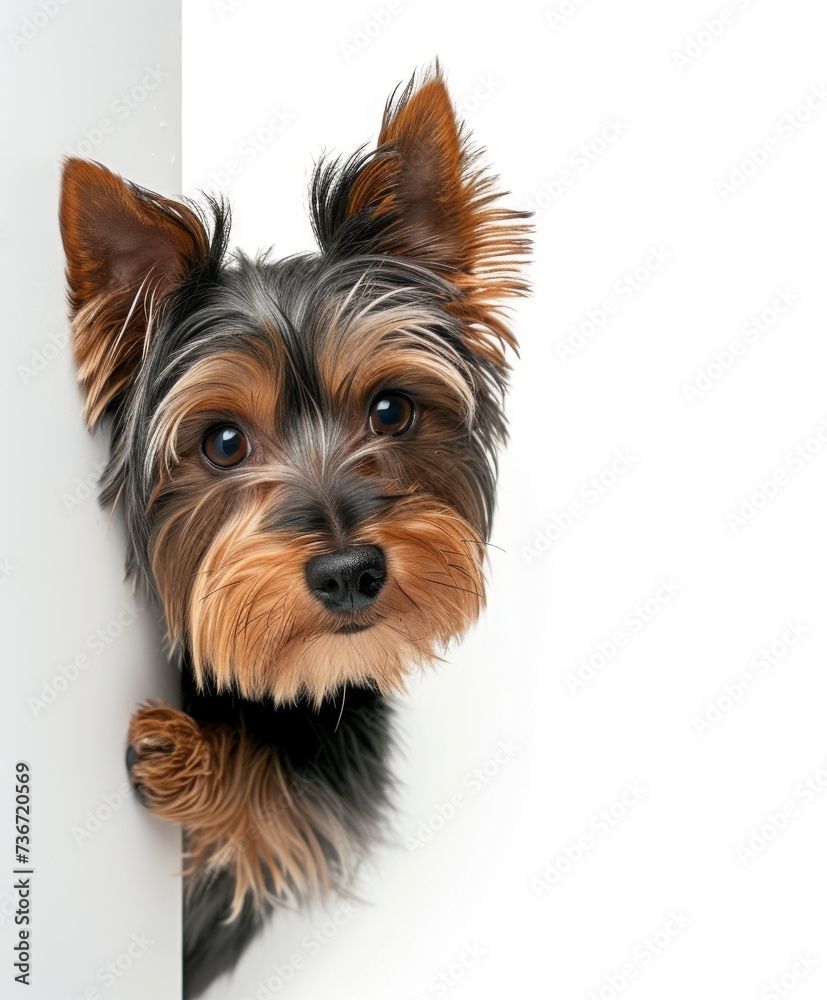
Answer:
59, 68, 528, 995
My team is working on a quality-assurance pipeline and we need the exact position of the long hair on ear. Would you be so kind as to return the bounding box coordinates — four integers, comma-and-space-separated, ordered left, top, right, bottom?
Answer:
310, 63, 531, 373
59, 158, 229, 426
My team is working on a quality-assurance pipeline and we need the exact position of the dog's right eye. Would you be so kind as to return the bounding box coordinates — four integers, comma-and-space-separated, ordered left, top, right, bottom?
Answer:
202, 425, 250, 469
368, 392, 416, 437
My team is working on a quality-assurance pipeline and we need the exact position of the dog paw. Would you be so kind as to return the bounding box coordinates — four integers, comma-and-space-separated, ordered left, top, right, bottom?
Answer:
126, 703, 211, 818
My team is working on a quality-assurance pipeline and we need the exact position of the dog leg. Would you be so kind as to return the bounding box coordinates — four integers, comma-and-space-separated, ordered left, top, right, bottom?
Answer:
126, 700, 374, 995
126, 702, 343, 903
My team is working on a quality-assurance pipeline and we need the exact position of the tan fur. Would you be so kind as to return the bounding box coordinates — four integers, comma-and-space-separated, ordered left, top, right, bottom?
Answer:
315, 299, 476, 423
127, 703, 354, 918
141, 296, 488, 706
153, 490, 483, 706
343, 70, 531, 370
59, 159, 209, 426
145, 349, 282, 479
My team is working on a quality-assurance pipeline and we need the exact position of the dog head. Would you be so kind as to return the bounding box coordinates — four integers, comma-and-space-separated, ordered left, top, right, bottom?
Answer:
59, 69, 530, 704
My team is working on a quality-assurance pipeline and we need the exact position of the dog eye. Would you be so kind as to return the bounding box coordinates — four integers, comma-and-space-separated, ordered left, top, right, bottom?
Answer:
202, 425, 250, 468
368, 393, 415, 436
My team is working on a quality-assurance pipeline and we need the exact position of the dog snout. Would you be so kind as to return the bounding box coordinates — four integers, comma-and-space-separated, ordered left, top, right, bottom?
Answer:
305, 545, 386, 612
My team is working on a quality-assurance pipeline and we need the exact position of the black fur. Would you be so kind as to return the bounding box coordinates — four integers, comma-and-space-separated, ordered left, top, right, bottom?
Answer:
181, 662, 394, 997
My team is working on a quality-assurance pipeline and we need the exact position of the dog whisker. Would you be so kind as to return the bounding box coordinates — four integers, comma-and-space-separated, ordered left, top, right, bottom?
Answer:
199, 579, 244, 601
419, 577, 485, 600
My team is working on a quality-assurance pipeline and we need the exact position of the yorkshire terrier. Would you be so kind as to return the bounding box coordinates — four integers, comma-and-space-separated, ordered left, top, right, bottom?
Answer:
58, 67, 529, 996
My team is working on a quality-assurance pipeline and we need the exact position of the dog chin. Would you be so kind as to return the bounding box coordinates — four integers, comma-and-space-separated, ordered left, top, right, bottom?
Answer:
221, 619, 449, 707
302, 626, 434, 705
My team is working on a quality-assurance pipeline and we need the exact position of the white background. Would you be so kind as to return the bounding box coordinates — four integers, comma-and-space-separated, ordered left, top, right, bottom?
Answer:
1, 2, 182, 998
183, 1, 827, 998
4, 0, 827, 998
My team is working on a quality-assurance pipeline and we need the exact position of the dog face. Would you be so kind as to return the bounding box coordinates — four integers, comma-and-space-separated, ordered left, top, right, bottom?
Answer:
59, 71, 529, 705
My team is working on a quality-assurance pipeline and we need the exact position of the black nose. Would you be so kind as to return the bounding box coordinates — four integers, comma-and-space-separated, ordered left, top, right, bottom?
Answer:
305, 546, 386, 612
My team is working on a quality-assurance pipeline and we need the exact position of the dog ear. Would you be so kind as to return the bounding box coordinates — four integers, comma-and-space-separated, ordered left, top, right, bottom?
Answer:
311, 67, 531, 365
59, 158, 210, 426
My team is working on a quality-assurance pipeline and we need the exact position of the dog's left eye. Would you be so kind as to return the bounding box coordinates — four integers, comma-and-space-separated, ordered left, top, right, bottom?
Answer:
368, 392, 416, 436
202, 425, 250, 469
